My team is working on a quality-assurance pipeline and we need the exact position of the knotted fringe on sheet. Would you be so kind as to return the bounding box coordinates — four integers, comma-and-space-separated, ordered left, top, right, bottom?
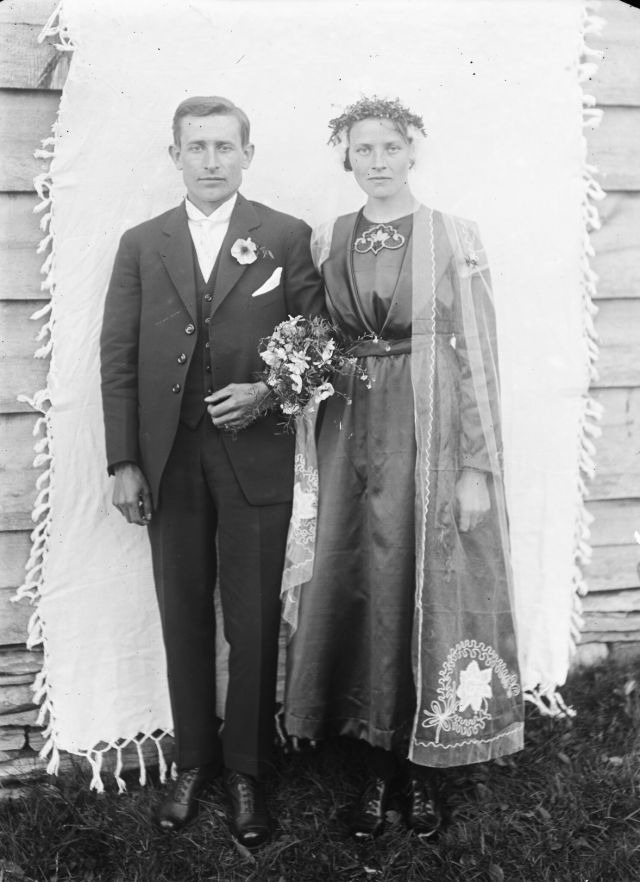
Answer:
76, 734, 170, 794
572, 0, 605, 638
525, 0, 605, 719
13, 2, 172, 791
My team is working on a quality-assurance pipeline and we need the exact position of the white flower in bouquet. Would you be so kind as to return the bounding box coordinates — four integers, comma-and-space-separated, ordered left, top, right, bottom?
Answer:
315, 382, 335, 402
319, 339, 336, 364
289, 352, 310, 374
290, 371, 304, 394
260, 349, 277, 367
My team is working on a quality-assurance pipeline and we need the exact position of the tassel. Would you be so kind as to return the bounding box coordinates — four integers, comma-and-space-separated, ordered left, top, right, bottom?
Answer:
114, 747, 127, 793
136, 741, 147, 787
156, 739, 168, 784
46, 745, 61, 776
36, 322, 52, 342
35, 339, 53, 359
88, 751, 105, 793
40, 252, 54, 275
30, 302, 52, 322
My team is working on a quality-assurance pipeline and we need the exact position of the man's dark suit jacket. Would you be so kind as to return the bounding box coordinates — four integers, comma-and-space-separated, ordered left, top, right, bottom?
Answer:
100, 193, 325, 506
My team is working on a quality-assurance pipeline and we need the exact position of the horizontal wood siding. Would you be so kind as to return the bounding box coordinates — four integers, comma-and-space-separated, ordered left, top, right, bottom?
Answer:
0, 90, 60, 190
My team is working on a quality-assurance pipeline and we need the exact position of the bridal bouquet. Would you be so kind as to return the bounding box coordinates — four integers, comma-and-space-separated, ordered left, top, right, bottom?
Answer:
258, 315, 369, 431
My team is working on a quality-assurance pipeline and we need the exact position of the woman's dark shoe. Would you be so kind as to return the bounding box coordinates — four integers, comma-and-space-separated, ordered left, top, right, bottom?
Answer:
156, 764, 217, 831
403, 774, 441, 838
223, 769, 271, 849
349, 776, 392, 839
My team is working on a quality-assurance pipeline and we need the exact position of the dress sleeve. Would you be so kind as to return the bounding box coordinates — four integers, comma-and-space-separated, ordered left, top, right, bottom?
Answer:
310, 218, 336, 272
450, 219, 502, 474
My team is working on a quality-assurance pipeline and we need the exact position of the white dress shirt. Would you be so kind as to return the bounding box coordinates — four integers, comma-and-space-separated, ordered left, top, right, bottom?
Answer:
185, 193, 237, 282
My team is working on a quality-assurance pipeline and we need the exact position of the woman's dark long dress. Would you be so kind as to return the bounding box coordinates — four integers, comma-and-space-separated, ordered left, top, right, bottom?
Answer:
284, 207, 524, 765
285, 212, 420, 750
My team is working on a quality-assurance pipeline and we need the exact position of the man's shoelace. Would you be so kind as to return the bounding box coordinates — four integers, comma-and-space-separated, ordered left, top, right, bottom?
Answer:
228, 773, 257, 814
174, 768, 201, 801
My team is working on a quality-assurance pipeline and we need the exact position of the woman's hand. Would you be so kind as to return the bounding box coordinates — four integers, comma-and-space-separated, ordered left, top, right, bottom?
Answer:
455, 468, 490, 532
205, 382, 269, 431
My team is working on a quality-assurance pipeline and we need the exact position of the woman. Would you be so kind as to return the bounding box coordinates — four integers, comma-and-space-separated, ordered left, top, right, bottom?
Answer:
282, 96, 523, 838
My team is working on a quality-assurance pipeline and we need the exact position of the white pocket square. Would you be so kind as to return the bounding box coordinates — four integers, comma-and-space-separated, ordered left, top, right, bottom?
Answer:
251, 266, 282, 297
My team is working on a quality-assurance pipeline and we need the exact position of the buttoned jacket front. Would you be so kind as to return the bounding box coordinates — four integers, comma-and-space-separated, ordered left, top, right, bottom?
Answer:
100, 193, 325, 505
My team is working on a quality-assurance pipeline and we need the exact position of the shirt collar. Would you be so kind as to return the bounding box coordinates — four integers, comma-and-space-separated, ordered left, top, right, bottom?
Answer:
184, 192, 238, 223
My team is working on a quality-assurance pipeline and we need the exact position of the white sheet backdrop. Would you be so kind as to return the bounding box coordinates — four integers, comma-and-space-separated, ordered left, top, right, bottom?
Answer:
23, 0, 600, 774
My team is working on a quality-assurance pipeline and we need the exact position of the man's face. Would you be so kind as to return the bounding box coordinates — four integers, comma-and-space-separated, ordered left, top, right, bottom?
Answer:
169, 114, 254, 214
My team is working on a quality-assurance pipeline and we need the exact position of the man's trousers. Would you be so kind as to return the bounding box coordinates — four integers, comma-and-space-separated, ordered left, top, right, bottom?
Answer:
147, 417, 291, 779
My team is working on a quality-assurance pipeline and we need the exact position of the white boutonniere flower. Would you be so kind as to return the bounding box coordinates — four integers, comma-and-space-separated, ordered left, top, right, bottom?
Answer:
231, 237, 275, 265
231, 237, 258, 265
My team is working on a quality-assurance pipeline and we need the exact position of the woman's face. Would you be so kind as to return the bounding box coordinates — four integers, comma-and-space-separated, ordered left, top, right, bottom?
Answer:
347, 117, 414, 200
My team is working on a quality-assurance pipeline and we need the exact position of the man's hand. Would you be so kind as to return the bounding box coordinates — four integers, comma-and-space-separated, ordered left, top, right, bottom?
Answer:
455, 468, 490, 532
112, 462, 153, 525
205, 382, 269, 431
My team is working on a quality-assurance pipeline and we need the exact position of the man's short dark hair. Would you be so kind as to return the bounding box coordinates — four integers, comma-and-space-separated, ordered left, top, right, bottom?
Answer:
172, 96, 251, 147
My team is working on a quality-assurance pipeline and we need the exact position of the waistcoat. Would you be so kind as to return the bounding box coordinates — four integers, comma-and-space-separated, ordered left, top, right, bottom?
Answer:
179, 250, 217, 428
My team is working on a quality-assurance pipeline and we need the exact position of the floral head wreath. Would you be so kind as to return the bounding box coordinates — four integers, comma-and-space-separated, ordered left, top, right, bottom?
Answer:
327, 95, 427, 146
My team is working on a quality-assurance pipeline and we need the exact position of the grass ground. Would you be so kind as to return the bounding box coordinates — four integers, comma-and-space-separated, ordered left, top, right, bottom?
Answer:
1, 661, 640, 882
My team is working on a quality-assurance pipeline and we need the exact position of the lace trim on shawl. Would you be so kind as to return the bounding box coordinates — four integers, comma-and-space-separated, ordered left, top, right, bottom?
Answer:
281, 402, 321, 630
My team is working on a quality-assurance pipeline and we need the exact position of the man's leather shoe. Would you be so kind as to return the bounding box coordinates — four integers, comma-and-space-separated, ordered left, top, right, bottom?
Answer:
156, 764, 217, 831
223, 769, 271, 848
349, 776, 392, 838
403, 774, 441, 838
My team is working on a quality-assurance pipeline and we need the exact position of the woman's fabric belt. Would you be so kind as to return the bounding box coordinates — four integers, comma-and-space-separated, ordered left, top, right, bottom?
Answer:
347, 337, 412, 357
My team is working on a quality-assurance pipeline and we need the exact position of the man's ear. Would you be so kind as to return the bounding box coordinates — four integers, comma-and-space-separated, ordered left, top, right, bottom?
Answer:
169, 144, 182, 170
242, 143, 255, 170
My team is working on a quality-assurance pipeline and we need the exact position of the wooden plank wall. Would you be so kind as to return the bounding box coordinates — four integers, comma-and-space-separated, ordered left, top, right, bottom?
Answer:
0, 0, 72, 778
0, 1, 638, 782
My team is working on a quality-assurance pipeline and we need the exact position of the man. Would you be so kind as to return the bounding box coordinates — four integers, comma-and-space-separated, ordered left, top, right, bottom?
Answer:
100, 96, 324, 846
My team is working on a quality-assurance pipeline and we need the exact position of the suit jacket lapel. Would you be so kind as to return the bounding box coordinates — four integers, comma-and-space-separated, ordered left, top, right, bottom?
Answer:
160, 204, 197, 321
210, 193, 261, 316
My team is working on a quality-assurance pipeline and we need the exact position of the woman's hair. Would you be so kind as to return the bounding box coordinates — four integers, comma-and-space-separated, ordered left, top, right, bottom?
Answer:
328, 96, 426, 171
